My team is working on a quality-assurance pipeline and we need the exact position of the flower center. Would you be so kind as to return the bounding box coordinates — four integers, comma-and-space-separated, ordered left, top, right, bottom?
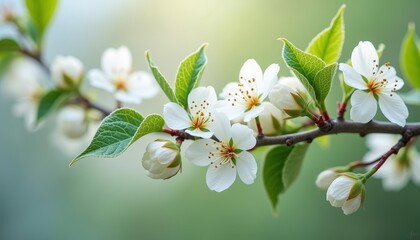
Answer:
114, 78, 127, 90
226, 78, 261, 110
189, 100, 212, 129
208, 141, 236, 169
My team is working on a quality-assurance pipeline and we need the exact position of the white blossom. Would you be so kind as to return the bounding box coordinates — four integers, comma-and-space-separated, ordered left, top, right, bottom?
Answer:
88, 46, 159, 104
142, 140, 181, 180
164, 86, 217, 138
326, 175, 364, 215
56, 105, 88, 138
51, 55, 84, 89
269, 76, 311, 117
185, 112, 257, 192
363, 134, 420, 191
216, 59, 279, 122
339, 41, 408, 126
1, 59, 46, 130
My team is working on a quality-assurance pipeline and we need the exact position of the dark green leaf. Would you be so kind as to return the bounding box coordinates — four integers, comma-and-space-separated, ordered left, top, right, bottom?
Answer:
306, 5, 345, 64
174, 44, 208, 109
0, 38, 20, 52
145, 51, 178, 103
36, 89, 70, 123
70, 108, 165, 166
263, 143, 309, 211
400, 23, 420, 89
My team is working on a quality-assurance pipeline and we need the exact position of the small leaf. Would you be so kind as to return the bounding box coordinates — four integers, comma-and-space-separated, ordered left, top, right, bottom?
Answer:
70, 108, 164, 166
25, 0, 59, 44
36, 89, 70, 123
281, 38, 326, 106
145, 51, 178, 103
174, 44, 208, 109
313, 63, 338, 109
0, 38, 21, 52
306, 5, 345, 64
263, 143, 309, 211
400, 23, 420, 89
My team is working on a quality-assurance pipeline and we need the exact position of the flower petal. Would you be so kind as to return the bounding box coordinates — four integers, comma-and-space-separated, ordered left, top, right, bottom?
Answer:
326, 176, 354, 207
206, 162, 236, 192
351, 41, 378, 79
185, 139, 217, 166
231, 123, 256, 150
114, 91, 141, 104
378, 92, 408, 127
239, 59, 263, 85
188, 86, 217, 111
163, 102, 191, 130
127, 71, 159, 99
214, 100, 246, 121
342, 194, 362, 215
350, 90, 377, 123
101, 46, 132, 78
339, 63, 367, 90
242, 104, 265, 122
260, 64, 280, 99
185, 128, 214, 138
88, 69, 115, 92
236, 151, 257, 184
210, 111, 232, 142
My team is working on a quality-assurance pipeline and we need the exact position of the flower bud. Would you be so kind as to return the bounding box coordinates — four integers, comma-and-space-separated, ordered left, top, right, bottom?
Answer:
51, 55, 84, 89
315, 169, 338, 190
56, 105, 88, 138
326, 174, 365, 215
268, 76, 312, 118
142, 140, 181, 180
248, 102, 283, 135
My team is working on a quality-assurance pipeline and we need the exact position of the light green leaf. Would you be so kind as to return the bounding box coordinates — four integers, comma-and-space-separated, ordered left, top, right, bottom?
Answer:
306, 5, 345, 64
0, 38, 21, 52
313, 63, 338, 109
70, 108, 164, 166
174, 44, 208, 109
25, 0, 59, 44
145, 51, 178, 103
263, 143, 309, 211
401, 23, 420, 89
281, 38, 326, 105
36, 89, 70, 123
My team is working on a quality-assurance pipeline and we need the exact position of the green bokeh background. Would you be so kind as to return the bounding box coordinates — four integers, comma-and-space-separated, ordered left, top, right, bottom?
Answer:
1, 0, 420, 239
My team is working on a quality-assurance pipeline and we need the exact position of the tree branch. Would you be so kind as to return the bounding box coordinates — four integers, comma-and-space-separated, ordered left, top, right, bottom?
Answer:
255, 120, 420, 147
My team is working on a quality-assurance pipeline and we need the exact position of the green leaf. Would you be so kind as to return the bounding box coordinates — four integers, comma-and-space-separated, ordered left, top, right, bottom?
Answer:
25, 0, 59, 44
36, 89, 70, 123
401, 23, 420, 89
313, 63, 338, 109
174, 44, 208, 109
0, 38, 21, 52
263, 143, 309, 211
145, 51, 178, 103
281, 38, 326, 104
70, 108, 165, 166
306, 5, 345, 64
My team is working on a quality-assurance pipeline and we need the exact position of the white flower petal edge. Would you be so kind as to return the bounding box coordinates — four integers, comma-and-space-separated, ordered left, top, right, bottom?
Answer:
378, 92, 408, 127
185, 112, 257, 191
326, 175, 364, 215
163, 102, 191, 130
350, 90, 377, 123
316, 169, 338, 190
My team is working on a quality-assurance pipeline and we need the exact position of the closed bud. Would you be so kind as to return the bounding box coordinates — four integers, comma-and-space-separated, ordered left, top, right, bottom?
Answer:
248, 102, 283, 135
326, 174, 365, 215
56, 105, 88, 138
142, 140, 181, 180
316, 169, 338, 190
51, 55, 84, 90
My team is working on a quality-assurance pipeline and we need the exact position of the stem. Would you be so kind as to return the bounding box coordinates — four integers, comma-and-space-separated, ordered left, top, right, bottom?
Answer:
337, 102, 347, 121
255, 116, 264, 138
363, 130, 414, 182
350, 157, 381, 170
176, 137, 184, 146
116, 100, 122, 109
321, 111, 331, 122
79, 95, 112, 116
20, 49, 49, 73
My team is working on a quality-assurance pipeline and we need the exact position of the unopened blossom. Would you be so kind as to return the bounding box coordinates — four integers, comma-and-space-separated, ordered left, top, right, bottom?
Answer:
51, 55, 84, 89
316, 169, 339, 190
339, 41, 408, 126
88, 46, 159, 104
164, 86, 217, 138
248, 102, 283, 135
1, 59, 46, 130
185, 112, 257, 192
363, 134, 420, 191
56, 105, 88, 138
327, 175, 365, 215
142, 140, 181, 180
269, 76, 312, 118
216, 59, 279, 122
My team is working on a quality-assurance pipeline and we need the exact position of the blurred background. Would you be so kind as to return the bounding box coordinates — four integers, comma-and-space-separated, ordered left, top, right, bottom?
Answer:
1, 0, 420, 239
